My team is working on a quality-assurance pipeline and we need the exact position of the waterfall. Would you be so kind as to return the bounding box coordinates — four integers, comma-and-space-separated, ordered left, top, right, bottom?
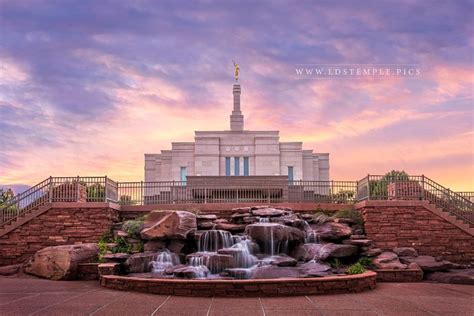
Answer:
150, 250, 180, 274
231, 239, 257, 268
198, 230, 234, 252
302, 220, 320, 243
259, 217, 270, 223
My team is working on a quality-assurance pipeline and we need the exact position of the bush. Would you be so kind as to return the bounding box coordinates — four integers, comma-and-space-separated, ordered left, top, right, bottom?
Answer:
358, 257, 374, 269
97, 240, 108, 263
332, 209, 363, 227
122, 219, 144, 238
347, 262, 366, 275
370, 170, 409, 198
329, 258, 341, 270
112, 237, 132, 254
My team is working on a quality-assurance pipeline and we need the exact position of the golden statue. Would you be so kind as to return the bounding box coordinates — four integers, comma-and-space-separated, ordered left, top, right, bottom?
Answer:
233, 60, 239, 81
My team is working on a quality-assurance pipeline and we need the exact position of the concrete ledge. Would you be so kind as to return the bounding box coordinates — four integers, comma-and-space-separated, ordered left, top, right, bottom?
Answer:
100, 271, 377, 297
375, 269, 423, 282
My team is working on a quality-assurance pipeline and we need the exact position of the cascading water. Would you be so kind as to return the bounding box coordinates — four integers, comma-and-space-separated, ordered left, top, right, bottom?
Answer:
230, 238, 257, 268
150, 250, 181, 274
198, 230, 234, 252
302, 220, 320, 243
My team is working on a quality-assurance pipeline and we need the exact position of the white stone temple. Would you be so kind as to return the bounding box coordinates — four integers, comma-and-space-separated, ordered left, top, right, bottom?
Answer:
145, 83, 329, 182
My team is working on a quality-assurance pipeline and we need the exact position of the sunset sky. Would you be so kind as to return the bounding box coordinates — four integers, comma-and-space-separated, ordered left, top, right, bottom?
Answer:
0, 0, 473, 191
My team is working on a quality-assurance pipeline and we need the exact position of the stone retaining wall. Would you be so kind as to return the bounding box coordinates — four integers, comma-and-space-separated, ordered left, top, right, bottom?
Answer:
376, 269, 423, 282
100, 272, 377, 297
0, 203, 119, 266
356, 200, 473, 264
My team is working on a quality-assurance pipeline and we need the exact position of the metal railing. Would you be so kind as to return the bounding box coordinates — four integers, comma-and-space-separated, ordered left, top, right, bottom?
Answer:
116, 180, 358, 205
1, 174, 472, 228
457, 192, 474, 203
0, 176, 117, 227
356, 175, 474, 224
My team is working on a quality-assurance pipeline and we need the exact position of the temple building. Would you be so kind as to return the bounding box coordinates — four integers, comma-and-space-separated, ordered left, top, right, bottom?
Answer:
145, 82, 329, 182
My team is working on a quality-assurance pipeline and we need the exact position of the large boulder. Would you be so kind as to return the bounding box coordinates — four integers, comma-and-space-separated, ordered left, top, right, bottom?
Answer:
373, 252, 407, 269
0, 264, 22, 276
311, 222, 352, 241
24, 244, 99, 280
291, 243, 358, 261
186, 252, 234, 274
393, 247, 418, 257
425, 269, 474, 285
246, 223, 304, 255
140, 210, 197, 240
169, 265, 210, 278
268, 255, 298, 267
252, 265, 301, 279
124, 252, 156, 273
400, 255, 459, 272
251, 207, 286, 217
299, 261, 332, 277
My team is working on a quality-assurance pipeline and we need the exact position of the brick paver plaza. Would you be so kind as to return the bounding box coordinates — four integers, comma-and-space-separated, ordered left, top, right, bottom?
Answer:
0, 276, 472, 315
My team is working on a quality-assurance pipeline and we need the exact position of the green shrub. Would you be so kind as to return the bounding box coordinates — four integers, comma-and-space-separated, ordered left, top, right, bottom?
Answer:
358, 257, 373, 269
329, 258, 341, 270
97, 240, 108, 263
138, 240, 145, 252
332, 209, 363, 227
369, 170, 409, 198
347, 262, 366, 275
120, 195, 133, 205
122, 219, 144, 238
99, 229, 114, 243
112, 237, 132, 254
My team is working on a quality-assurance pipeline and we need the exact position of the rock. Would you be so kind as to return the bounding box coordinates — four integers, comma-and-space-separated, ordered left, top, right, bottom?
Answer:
144, 240, 166, 252
393, 247, 418, 257
172, 265, 210, 278
400, 256, 459, 272
245, 223, 305, 251
425, 269, 474, 285
269, 255, 298, 267
140, 210, 197, 240
252, 265, 301, 279
124, 252, 156, 273
333, 218, 356, 225
251, 207, 285, 217
319, 244, 359, 259
167, 240, 186, 254
349, 239, 373, 247
215, 222, 246, 232
243, 216, 258, 224
272, 215, 303, 226
250, 205, 270, 210
311, 222, 352, 241
214, 219, 229, 224
98, 262, 121, 276
196, 214, 217, 220
0, 264, 22, 276
363, 248, 383, 257
350, 235, 367, 240
299, 261, 332, 277
186, 252, 234, 274
373, 252, 407, 270
103, 253, 130, 263
291, 243, 358, 261
300, 214, 314, 221
232, 207, 252, 213
24, 243, 99, 280
198, 221, 215, 229
116, 230, 128, 237
408, 262, 421, 270
231, 213, 251, 219
223, 268, 253, 279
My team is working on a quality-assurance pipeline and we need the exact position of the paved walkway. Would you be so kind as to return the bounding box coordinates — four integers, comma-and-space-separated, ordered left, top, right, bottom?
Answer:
0, 276, 472, 315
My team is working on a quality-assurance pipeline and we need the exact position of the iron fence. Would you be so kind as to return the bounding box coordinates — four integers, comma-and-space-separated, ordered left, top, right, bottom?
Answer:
116, 180, 358, 205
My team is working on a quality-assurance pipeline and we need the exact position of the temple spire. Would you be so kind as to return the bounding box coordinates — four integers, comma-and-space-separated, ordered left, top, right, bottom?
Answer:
230, 83, 244, 131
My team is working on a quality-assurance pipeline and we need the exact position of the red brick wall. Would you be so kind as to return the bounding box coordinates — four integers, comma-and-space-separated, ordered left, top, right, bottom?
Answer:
0, 204, 119, 266
357, 201, 473, 263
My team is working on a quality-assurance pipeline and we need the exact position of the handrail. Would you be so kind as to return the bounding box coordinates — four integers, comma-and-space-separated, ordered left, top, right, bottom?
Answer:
356, 174, 473, 224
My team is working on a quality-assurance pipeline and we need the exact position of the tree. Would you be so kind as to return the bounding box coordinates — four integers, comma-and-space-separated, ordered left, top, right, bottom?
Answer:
370, 170, 409, 198
0, 188, 14, 205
